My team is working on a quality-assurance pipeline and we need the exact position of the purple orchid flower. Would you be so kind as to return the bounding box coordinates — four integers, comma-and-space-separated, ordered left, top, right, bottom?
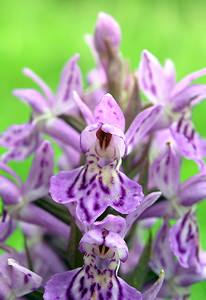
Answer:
138, 50, 206, 125
0, 55, 82, 162
151, 221, 206, 299
0, 141, 69, 241
50, 93, 162, 225
44, 215, 164, 300
0, 254, 42, 300
142, 129, 206, 220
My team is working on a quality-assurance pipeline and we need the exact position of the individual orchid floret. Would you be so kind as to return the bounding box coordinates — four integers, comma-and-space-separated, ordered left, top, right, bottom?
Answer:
44, 215, 164, 300
50, 93, 163, 225
138, 50, 206, 127
0, 55, 82, 162
146, 129, 206, 219
15, 54, 82, 117
151, 221, 206, 299
0, 256, 42, 299
94, 12, 121, 56
0, 141, 69, 240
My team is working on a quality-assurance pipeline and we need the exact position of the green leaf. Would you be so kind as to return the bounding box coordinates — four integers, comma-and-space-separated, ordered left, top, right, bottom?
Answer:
25, 289, 44, 300
125, 232, 152, 290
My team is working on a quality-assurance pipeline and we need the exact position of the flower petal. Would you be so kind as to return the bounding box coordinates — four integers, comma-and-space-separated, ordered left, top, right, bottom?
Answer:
44, 268, 142, 300
50, 164, 143, 225
171, 68, 206, 97
150, 221, 175, 278
125, 192, 161, 235
171, 118, 205, 169
178, 173, 206, 206
56, 54, 82, 110
149, 141, 181, 199
23, 67, 54, 104
125, 105, 163, 155
8, 258, 42, 297
0, 176, 21, 205
0, 210, 15, 242
169, 211, 200, 270
23, 140, 54, 200
138, 50, 167, 104
44, 117, 81, 152
73, 91, 95, 125
94, 93, 125, 131
0, 123, 40, 163
13, 88, 49, 113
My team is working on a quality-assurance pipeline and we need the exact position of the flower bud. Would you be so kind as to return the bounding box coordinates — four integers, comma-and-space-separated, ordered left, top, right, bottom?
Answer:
94, 12, 121, 55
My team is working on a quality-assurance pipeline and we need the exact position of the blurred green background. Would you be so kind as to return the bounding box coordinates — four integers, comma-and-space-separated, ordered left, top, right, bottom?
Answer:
1, 0, 206, 298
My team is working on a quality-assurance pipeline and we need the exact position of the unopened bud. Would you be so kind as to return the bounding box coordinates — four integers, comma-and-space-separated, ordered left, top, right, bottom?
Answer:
94, 12, 121, 55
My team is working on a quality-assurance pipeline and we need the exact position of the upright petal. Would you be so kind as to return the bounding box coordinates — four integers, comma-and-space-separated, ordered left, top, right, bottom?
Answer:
13, 88, 49, 114
55, 54, 82, 113
73, 91, 95, 125
169, 211, 200, 270
125, 105, 163, 155
23, 141, 54, 200
23, 67, 54, 105
94, 214, 127, 237
94, 93, 125, 131
8, 258, 42, 297
138, 50, 167, 104
149, 141, 181, 199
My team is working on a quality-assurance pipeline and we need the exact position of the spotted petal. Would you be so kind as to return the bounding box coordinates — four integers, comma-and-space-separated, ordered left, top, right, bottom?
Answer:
50, 163, 143, 225
149, 141, 181, 199
169, 211, 200, 270
171, 118, 205, 169
125, 105, 163, 155
138, 50, 168, 104
13, 88, 49, 114
171, 84, 206, 112
0, 123, 40, 163
44, 267, 142, 300
7, 258, 42, 297
56, 54, 82, 111
94, 93, 125, 131
23, 140, 54, 201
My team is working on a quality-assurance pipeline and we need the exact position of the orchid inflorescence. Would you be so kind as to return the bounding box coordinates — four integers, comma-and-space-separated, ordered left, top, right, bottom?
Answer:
1, 12, 206, 300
